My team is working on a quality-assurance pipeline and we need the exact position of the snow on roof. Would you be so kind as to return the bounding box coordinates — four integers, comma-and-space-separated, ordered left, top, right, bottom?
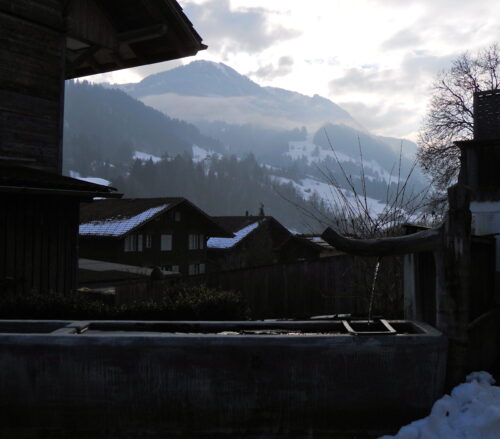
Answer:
80, 204, 168, 237
381, 371, 500, 439
207, 221, 260, 249
77, 176, 111, 186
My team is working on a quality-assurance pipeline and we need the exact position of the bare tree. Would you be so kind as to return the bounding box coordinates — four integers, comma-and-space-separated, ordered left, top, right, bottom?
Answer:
418, 43, 500, 191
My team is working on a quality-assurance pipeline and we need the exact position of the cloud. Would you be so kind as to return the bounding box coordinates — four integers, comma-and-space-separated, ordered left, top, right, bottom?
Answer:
249, 56, 294, 80
339, 101, 418, 138
329, 53, 457, 96
183, 0, 300, 57
381, 28, 423, 51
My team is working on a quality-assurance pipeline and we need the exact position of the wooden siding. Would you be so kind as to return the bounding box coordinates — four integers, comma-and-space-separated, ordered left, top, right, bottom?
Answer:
80, 204, 211, 275
0, 1, 65, 30
0, 1, 65, 172
0, 193, 79, 294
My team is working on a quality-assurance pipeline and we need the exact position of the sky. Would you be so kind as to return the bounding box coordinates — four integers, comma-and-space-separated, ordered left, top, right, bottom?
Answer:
87, 0, 499, 141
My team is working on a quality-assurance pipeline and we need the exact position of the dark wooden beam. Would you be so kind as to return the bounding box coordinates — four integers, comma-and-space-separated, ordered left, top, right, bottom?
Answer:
119, 24, 168, 44
69, 44, 100, 70
321, 226, 442, 257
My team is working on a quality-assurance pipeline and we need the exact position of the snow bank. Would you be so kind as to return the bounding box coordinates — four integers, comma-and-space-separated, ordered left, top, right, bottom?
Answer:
380, 372, 500, 439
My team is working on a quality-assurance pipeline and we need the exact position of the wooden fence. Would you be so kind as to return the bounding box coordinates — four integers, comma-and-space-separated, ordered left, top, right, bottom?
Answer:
115, 254, 402, 319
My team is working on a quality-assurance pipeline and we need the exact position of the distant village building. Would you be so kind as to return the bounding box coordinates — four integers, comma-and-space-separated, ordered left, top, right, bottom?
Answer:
0, 0, 205, 293
207, 216, 292, 271
278, 234, 342, 263
79, 198, 231, 276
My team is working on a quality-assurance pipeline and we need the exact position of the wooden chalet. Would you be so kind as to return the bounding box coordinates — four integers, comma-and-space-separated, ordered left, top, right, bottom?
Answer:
80, 198, 231, 277
207, 216, 291, 271
0, 0, 206, 294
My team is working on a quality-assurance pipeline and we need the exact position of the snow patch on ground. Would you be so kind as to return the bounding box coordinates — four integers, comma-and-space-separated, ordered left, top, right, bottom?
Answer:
286, 140, 397, 184
380, 371, 500, 439
207, 221, 260, 249
271, 175, 386, 215
192, 144, 222, 163
133, 151, 162, 163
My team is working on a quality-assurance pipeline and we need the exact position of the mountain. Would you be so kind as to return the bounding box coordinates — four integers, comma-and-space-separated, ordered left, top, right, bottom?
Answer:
63, 80, 224, 176
114, 60, 357, 132
63, 61, 427, 231
109, 60, 425, 202
62, 81, 332, 232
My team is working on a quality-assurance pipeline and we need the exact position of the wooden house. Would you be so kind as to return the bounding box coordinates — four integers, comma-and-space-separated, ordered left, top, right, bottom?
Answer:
207, 216, 291, 271
80, 198, 231, 276
0, 0, 205, 294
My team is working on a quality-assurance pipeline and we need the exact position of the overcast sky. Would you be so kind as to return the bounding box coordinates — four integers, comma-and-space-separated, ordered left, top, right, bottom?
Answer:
89, 0, 499, 141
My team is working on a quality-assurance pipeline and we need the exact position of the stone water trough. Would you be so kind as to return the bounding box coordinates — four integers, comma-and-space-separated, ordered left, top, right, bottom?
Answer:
0, 319, 447, 438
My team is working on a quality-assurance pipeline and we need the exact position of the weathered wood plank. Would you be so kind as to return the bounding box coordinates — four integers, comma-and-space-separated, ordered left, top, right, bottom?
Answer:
321, 226, 442, 257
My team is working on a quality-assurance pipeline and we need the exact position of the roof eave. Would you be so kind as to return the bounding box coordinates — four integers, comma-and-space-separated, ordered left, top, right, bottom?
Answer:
0, 185, 122, 199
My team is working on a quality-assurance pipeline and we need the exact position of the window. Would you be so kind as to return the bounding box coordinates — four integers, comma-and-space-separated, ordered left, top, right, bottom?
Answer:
124, 235, 137, 252
137, 234, 143, 252
145, 234, 152, 249
174, 211, 181, 222
171, 265, 179, 273
161, 234, 172, 251
188, 234, 204, 250
188, 263, 205, 275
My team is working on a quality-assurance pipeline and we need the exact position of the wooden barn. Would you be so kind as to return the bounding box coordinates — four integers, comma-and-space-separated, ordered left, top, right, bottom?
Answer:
0, 0, 206, 294
79, 198, 231, 277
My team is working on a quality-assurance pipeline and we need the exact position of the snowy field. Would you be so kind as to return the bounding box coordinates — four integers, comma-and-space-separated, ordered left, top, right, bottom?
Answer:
192, 144, 222, 163
286, 140, 398, 184
133, 151, 162, 163
381, 372, 500, 439
271, 174, 387, 215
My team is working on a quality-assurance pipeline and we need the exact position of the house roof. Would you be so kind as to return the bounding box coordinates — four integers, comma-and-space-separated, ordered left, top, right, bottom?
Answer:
208, 216, 291, 250
211, 216, 265, 234
0, 164, 119, 198
279, 234, 340, 254
65, 0, 206, 79
80, 198, 232, 238
207, 221, 261, 249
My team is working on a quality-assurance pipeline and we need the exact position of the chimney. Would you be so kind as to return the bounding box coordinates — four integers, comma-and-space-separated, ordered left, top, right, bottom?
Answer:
473, 90, 500, 140
458, 89, 500, 203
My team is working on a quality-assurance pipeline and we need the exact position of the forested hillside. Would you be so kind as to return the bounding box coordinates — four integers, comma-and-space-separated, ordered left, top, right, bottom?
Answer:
63, 81, 332, 231
63, 80, 223, 176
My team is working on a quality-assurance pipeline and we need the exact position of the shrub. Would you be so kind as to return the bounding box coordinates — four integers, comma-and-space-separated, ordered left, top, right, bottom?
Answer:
0, 285, 249, 321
